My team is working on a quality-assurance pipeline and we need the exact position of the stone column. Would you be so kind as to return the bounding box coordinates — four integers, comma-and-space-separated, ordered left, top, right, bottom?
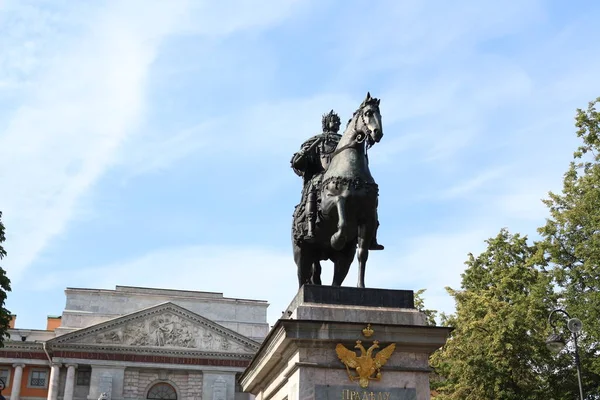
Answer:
47, 363, 61, 400
10, 363, 25, 400
63, 364, 78, 400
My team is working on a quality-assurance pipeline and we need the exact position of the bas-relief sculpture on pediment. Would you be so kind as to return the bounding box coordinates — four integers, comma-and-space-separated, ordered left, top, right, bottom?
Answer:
80, 311, 254, 353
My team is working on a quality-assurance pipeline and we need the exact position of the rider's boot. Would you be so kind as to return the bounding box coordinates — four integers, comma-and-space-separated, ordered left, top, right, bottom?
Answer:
369, 237, 384, 250
306, 212, 316, 242
305, 190, 317, 243
368, 219, 384, 250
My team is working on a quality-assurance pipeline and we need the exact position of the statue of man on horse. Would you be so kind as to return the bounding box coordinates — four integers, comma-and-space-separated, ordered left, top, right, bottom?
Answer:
291, 110, 341, 243
290, 93, 385, 288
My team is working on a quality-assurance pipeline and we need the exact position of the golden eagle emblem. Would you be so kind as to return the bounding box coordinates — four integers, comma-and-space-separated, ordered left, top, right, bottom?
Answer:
336, 340, 396, 388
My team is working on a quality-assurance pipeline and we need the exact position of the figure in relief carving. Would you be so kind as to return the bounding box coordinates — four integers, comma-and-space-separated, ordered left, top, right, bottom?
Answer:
96, 329, 123, 344
125, 322, 150, 346
202, 331, 214, 349
150, 316, 171, 346
92, 311, 249, 351
220, 337, 230, 351
170, 316, 195, 348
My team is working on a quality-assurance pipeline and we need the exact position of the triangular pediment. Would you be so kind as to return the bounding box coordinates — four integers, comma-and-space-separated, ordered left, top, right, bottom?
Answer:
48, 302, 260, 356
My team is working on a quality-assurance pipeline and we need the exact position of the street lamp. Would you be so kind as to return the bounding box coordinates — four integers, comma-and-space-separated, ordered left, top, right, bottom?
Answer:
546, 308, 584, 400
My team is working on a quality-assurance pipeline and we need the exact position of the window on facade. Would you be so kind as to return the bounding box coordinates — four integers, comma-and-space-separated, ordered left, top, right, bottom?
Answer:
0, 368, 9, 388
147, 383, 177, 400
29, 370, 48, 387
76, 369, 91, 386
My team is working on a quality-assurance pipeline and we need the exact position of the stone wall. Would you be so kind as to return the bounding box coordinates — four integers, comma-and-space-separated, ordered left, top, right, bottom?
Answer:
123, 368, 203, 400
59, 287, 269, 341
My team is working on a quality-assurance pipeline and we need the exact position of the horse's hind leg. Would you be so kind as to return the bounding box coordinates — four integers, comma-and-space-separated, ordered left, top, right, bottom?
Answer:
332, 243, 356, 286
294, 245, 313, 288
312, 260, 322, 285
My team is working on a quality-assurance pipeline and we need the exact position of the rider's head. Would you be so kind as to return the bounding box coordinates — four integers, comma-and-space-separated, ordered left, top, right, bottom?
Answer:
322, 110, 341, 133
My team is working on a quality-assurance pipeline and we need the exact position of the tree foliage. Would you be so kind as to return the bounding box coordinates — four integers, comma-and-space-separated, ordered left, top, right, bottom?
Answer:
429, 98, 600, 399
0, 211, 12, 346
430, 230, 557, 399
414, 288, 438, 326
537, 97, 600, 395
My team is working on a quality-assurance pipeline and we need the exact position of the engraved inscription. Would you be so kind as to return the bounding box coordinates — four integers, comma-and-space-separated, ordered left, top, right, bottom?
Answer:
212, 376, 226, 400
315, 385, 416, 400
341, 389, 391, 400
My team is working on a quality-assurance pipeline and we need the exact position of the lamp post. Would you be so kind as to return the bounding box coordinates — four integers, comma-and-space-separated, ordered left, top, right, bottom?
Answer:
546, 309, 584, 400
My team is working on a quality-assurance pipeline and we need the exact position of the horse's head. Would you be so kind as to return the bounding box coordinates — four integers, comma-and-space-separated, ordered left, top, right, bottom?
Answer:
353, 92, 383, 147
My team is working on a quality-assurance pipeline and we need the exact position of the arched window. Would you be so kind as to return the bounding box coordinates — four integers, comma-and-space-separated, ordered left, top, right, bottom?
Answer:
147, 383, 177, 400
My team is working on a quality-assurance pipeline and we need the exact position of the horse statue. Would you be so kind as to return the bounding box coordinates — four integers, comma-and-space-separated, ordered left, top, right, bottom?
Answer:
292, 92, 383, 288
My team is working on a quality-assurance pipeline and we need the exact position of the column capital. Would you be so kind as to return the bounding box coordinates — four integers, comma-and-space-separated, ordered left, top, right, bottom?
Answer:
12, 363, 25, 368
65, 364, 78, 369
50, 362, 62, 368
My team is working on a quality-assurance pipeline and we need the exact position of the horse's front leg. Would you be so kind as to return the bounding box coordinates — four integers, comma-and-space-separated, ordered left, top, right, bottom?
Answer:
330, 195, 348, 250
357, 219, 376, 288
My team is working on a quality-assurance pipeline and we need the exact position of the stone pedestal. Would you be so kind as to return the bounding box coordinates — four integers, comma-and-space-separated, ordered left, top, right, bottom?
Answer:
240, 286, 450, 400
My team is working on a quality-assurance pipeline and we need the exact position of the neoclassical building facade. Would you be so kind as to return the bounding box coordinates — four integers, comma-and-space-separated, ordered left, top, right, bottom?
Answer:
0, 286, 269, 400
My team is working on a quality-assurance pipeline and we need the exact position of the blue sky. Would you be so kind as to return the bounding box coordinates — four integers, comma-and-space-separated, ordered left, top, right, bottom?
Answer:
1, 0, 600, 330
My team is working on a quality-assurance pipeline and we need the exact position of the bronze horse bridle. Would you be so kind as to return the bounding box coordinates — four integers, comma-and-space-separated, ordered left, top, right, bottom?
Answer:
331, 104, 380, 158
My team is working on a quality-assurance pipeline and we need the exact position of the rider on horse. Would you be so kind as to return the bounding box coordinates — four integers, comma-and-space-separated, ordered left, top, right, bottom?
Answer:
291, 110, 384, 250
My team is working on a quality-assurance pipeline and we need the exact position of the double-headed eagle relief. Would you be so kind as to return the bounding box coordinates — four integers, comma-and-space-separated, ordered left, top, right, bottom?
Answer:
290, 93, 385, 288
336, 339, 396, 388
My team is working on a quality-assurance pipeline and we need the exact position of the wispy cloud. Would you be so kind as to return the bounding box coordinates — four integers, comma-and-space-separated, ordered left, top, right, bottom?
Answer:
0, 1, 193, 280
440, 167, 509, 200
0, 0, 307, 282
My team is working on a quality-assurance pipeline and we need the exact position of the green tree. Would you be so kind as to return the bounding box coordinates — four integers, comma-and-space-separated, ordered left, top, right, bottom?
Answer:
430, 229, 557, 399
0, 211, 12, 346
414, 288, 438, 326
538, 97, 600, 396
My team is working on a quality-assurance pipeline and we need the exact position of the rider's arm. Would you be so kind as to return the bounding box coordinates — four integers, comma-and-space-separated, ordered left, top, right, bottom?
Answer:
291, 139, 317, 172
291, 149, 308, 171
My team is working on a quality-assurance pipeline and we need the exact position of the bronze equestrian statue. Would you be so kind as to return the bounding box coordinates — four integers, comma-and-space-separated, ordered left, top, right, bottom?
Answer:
291, 93, 384, 288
